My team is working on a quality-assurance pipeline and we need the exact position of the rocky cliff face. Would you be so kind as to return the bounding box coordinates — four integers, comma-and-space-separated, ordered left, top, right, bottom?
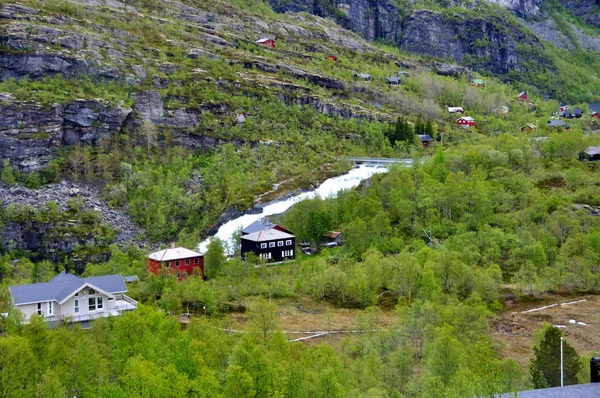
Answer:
269, 0, 547, 76
401, 10, 544, 74
560, 0, 600, 27
0, 94, 131, 171
486, 0, 542, 17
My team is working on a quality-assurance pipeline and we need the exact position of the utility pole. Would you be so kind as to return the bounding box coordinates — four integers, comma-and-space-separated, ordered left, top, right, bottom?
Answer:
560, 336, 564, 387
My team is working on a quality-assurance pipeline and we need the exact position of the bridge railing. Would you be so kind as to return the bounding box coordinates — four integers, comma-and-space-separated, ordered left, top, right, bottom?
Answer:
347, 157, 413, 164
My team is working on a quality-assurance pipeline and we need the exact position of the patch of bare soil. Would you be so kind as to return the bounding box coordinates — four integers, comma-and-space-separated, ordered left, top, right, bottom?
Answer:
491, 295, 600, 367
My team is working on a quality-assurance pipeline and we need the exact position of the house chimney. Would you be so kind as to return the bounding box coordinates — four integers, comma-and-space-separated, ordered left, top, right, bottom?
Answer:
591, 357, 600, 383
171, 242, 176, 249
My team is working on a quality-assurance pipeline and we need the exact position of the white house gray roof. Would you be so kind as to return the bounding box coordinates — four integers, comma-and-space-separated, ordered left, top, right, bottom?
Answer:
9, 272, 127, 306
241, 229, 295, 242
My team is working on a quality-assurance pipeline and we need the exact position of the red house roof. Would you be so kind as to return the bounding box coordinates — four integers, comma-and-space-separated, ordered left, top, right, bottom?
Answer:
518, 91, 529, 101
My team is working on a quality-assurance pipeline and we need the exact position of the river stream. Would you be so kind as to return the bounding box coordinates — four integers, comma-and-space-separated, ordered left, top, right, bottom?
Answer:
197, 163, 406, 253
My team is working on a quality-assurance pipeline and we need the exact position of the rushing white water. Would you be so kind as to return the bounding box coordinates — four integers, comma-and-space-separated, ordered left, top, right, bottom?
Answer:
197, 163, 401, 253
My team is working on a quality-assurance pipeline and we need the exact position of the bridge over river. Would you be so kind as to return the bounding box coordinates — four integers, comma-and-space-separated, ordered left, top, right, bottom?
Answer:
346, 157, 413, 166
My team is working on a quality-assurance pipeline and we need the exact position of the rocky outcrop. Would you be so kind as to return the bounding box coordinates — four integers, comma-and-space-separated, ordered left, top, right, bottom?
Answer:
0, 94, 131, 171
401, 10, 545, 74
0, 180, 141, 267
234, 59, 345, 90
486, 0, 542, 17
560, 0, 600, 27
269, 0, 402, 42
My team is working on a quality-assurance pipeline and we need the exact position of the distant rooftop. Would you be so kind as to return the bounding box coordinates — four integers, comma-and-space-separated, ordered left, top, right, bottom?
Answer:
242, 219, 278, 234
497, 383, 600, 397
584, 146, 600, 156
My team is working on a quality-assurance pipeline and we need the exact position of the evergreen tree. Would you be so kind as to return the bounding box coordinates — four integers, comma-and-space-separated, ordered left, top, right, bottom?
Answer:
1, 159, 16, 185
530, 326, 581, 388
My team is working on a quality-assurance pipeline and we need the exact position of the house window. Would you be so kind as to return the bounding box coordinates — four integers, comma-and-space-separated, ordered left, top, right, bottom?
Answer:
260, 252, 272, 260
185, 259, 190, 265
194, 258, 199, 264
260, 243, 267, 249
269, 242, 275, 248
37, 303, 42, 315
165, 262, 171, 268
282, 250, 294, 257
97, 297, 103, 310
175, 261, 180, 267
286, 240, 292, 246
74, 299, 80, 313
278, 241, 283, 247
74, 292, 79, 297
48, 302, 53, 316
88, 288, 96, 295
176, 272, 181, 279
89, 297, 97, 311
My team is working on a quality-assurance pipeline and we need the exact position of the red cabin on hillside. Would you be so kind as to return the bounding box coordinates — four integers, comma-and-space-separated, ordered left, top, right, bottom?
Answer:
592, 112, 600, 119
457, 116, 476, 127
146, 247, 204, 281
326, 55, 338, 62
517, 91, 529, 101
256, 37, 275, 48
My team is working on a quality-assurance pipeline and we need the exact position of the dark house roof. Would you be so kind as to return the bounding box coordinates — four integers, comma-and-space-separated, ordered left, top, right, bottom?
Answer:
242, 219, 277, 234
583, 146, 600, 156
241, 229, 295, 242
548, 119, 566, 127
497, 383, 600, 397
9, 272, 127, 305
386, 77, 401, 84
418, 134, 434, 142
573, 108, 583, 115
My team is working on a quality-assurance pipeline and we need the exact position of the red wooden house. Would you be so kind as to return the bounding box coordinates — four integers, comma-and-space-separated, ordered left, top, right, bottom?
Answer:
457, 116, 476, 127
592, 112, 600, 119
326, 55, 338, 62
517, 91, 529, 101
146, 247, 204, 281
256, 38, 275, 48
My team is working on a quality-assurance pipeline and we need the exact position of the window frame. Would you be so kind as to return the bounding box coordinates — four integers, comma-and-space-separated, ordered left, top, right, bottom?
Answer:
260, 243, 267, 249
194, 258, 199, 264
74, 299, 80, 313
269, 242, 275, 248
277, 241, 283, 247
175, 261, 180, 267
88, 297, 97, 311
37, 302, 42, 315
286, 240, 292, 246
185, 259, 190, 265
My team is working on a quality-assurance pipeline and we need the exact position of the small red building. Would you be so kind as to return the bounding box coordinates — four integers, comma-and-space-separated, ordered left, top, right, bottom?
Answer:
457, 116, 476, 127
256, 38, 275, 48
146, 247, 204, 281
592, 112, 600, 119
517, 91, 529, 101
326, 55, 338, 62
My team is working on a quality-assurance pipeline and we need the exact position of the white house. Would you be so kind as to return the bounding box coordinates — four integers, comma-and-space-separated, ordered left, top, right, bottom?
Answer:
8, 271, 137, 324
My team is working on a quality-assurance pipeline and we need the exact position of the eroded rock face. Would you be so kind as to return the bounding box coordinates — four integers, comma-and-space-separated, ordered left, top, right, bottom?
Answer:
0, 95, 132, 171
401, 10, 543, 74
486, 0, 542, 17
